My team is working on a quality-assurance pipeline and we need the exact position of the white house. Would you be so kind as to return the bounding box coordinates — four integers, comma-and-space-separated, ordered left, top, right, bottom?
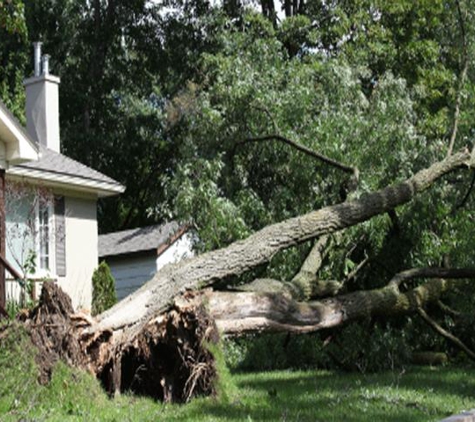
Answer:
98, 222, 193, 300
1, 43, 124, 310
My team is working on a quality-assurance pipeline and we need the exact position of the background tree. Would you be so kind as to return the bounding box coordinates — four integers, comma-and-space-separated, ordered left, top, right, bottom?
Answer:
0, 0, 28, 120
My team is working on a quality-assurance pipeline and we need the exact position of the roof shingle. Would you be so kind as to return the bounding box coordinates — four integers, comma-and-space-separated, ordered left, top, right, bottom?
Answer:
99, 222, 184, 258
17, 145, 121, 186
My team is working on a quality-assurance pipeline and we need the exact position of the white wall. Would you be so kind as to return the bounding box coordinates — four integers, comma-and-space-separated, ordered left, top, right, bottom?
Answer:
5, 193, 98, 310
156, 233, 194, 271
57, 196, 97, 310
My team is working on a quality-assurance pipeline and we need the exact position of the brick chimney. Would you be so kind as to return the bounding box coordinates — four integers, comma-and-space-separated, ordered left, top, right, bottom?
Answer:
23, 42, 61, 153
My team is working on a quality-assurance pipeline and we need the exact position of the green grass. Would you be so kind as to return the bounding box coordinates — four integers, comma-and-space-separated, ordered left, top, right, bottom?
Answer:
1, 325, 474, 421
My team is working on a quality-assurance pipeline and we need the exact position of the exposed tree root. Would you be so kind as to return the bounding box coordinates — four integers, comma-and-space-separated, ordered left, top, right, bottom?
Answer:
20, 281, 89, 384
18, 283, 219, 403
96, 291, 219, 403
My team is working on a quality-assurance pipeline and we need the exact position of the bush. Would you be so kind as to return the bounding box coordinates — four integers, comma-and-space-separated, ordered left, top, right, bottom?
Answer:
91, 261, 117, 315
223, 320, 412, 373
223, 333, 330, 371
325, 321, 412, 373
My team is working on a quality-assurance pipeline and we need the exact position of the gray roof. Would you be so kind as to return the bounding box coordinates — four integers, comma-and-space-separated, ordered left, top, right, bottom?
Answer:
99, 222, 185, 258
15, 144, 122, 187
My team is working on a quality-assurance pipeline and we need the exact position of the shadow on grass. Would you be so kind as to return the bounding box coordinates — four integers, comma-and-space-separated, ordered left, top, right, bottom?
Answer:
238, 366, 475, 399
195, 367, 473, 422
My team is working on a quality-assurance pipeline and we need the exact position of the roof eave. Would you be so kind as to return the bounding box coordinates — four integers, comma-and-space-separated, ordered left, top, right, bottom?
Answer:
6, 166, 125, 197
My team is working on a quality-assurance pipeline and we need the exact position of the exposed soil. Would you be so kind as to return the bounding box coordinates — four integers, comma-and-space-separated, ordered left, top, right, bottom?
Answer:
99, 291, 220, 402
9, 282, 219, 402
21, 282, 88, 384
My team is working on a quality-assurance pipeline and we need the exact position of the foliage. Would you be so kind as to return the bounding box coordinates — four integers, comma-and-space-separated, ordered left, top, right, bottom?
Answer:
159, 8, 475, 356
91, 261, 117, 316
325, 321, 412, 373
223, 321, 412, 374
20, 0, 224, 233
167, 11, 432, 260
0, 0, 28, 120
223, 333, 329, 372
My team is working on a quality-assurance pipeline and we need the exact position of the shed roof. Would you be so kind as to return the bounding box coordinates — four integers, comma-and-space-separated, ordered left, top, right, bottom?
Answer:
99, 222, 186, 258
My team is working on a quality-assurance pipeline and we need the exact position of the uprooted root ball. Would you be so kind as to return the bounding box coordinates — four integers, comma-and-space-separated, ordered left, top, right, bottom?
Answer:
12, 282, 219, 403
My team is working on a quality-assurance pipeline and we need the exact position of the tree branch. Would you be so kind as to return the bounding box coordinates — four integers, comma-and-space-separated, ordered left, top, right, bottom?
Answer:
388, 267, 475, 289
291, 235, 340, 299
453, 170, 475, 213
436, 300, 463, 318
238, 134, 359, 180
417, 307, 475, 361
209, 269, 475, 335
447, 0, 469, 156
344, 254, 369, 284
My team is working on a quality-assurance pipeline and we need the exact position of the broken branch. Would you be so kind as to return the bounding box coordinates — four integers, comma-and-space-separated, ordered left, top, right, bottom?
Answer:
388, 267, 475, 289
239, 134, 359, 179
417, 307, 475, 361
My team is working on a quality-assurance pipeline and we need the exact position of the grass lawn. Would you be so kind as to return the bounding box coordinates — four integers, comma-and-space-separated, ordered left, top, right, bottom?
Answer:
1, 365, 474, 421
1, 327, 474, 421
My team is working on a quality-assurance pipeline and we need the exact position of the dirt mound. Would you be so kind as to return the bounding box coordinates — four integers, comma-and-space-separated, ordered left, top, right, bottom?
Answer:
11, 282, 219, 402
22, 282, 88, 384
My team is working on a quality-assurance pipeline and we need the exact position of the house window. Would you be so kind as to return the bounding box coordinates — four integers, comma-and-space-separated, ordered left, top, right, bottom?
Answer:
38, 202, 50, 271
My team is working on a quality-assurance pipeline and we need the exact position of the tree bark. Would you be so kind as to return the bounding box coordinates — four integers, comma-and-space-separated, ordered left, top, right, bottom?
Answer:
209, 269, 475, 335
94, 149, 474, 335
290, 235, 343, 299
8, 149, 475, 402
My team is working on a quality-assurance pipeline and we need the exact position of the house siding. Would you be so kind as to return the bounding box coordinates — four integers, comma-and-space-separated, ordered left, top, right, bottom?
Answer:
155, 233, 194, 270
56, 196, 97, 310
106, 253, 157, 300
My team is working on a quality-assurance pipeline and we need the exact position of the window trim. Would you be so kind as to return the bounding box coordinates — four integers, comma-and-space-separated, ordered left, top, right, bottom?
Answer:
34, 199, 55, 278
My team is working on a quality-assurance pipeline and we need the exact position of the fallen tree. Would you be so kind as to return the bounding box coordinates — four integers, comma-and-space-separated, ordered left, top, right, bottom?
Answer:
6, 148, 475, 402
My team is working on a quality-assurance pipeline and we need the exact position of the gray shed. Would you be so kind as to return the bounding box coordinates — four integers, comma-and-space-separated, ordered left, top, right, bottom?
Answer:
99, 222, 193, 299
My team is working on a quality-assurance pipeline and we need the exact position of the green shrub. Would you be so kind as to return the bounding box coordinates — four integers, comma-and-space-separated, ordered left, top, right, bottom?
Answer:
224, 321, 412, 373
325, 321, 412, 373
223, 333, 330, 372
91, 261, 117, 315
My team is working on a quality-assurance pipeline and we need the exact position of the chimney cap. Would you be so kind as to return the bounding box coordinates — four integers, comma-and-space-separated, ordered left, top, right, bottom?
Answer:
33, 42, 43, 77
41, 54, 50, 75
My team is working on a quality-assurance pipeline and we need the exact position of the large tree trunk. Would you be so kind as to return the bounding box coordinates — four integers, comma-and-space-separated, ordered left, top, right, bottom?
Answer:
95, 149, 473, 334
9, 149, 475, 402
208, 270, 475, 334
